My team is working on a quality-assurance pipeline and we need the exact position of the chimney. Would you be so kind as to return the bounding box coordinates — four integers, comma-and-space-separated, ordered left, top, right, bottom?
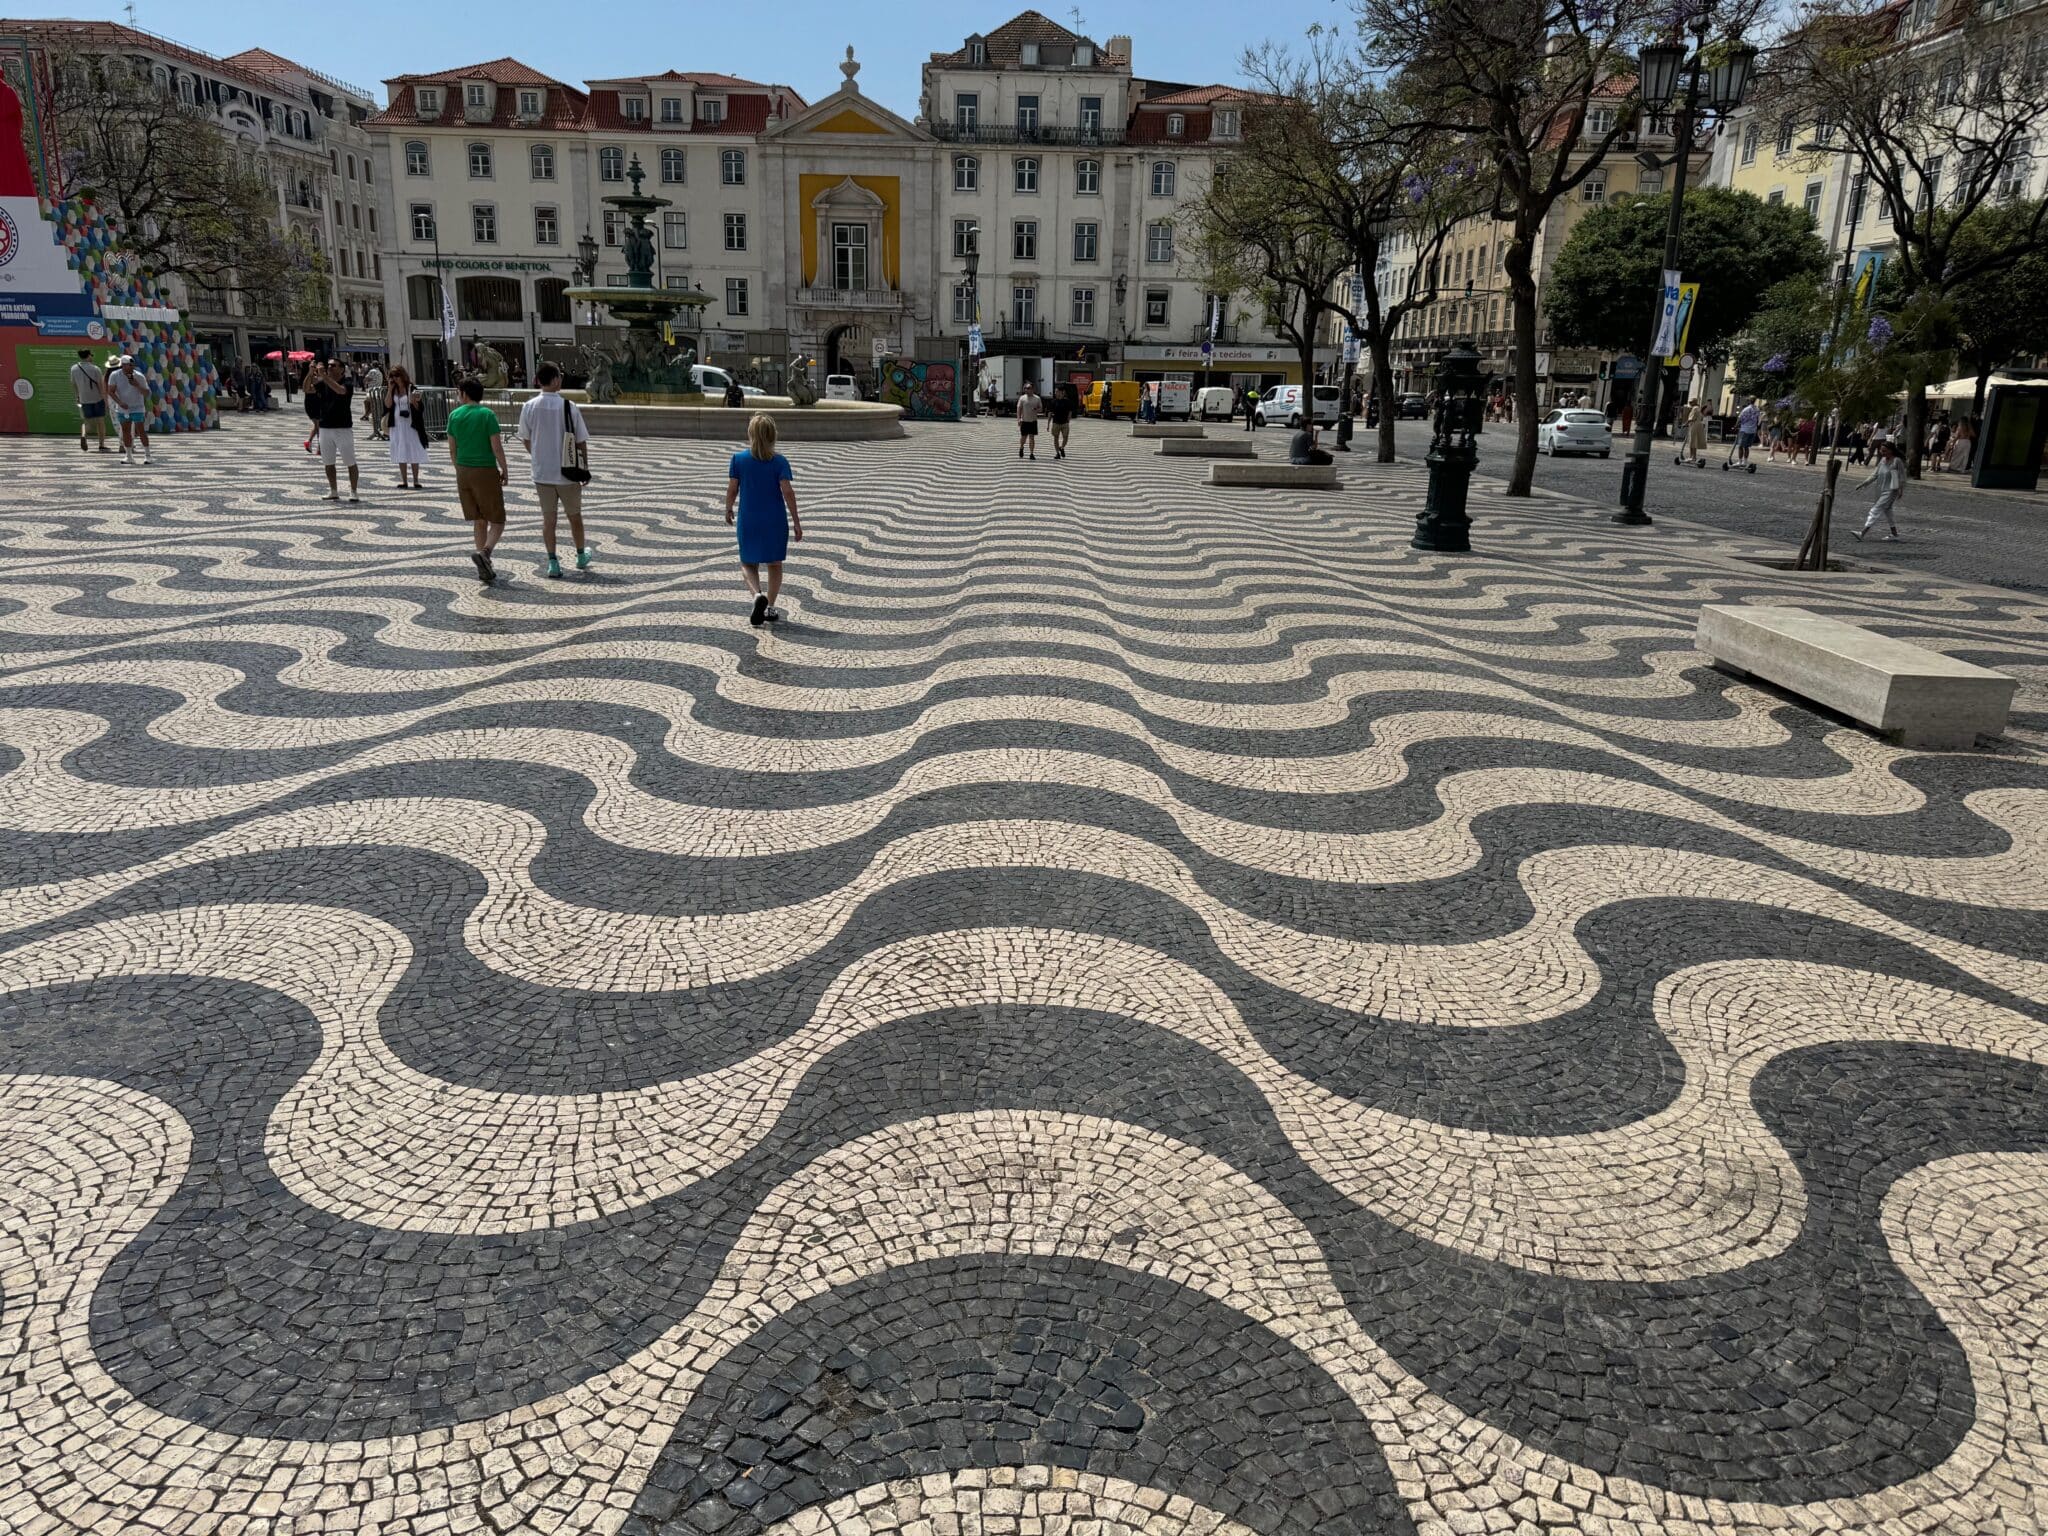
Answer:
1108, 34, 1132, 71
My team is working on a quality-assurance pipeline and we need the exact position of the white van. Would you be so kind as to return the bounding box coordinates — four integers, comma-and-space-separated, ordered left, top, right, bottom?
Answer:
690, 364, 734, 396
1194, 386, 1235, 421
1256, 384, 1342, 428
1155, 379, 1192, 419
823, 374, 860, 401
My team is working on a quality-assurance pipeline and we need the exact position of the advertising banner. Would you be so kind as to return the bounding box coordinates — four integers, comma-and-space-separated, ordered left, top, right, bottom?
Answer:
1650, 269, 1683, 359
1660, 283, 1699, 365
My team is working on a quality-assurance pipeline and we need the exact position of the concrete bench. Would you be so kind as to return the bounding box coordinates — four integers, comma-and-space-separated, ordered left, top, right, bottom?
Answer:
1132, 422, 1205, 439
1209, 461, 1341, 489
1158, 437, 1256, 459
1697, 605, 2017, 749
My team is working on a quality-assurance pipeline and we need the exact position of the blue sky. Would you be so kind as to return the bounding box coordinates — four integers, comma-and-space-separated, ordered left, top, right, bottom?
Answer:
24, 0, 1352, 107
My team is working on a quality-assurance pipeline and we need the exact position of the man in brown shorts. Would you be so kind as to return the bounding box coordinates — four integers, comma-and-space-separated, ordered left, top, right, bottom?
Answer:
445, 376, 510, 584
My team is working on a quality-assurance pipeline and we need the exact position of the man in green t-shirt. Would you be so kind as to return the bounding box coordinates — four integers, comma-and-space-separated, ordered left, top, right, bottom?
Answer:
446, 376, 510, 584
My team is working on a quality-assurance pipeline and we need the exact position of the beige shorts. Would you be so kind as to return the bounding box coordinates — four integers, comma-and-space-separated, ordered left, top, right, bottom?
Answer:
536, 482, 583, 518
456, 464, 506, 522
318, 427, 357, 467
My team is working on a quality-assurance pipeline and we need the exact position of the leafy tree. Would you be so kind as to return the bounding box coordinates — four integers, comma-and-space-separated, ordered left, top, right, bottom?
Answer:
1547, 186, 1829, 366
1947, 199, 2048, 417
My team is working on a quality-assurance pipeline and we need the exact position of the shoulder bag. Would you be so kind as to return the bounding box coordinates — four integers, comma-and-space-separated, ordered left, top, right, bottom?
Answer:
559, 397, 591, 484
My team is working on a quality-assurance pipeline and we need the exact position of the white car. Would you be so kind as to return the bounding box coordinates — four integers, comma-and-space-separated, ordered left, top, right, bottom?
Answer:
1538, 408, 1613, 457
823, 374, 859, 401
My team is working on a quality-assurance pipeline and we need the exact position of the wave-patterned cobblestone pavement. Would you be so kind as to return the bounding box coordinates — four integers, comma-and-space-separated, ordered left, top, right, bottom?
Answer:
3, 417, 2047, 1535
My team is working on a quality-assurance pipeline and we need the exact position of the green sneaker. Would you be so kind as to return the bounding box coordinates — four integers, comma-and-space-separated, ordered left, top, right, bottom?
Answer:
575, 544, 595, 570
545, 555, 563, 579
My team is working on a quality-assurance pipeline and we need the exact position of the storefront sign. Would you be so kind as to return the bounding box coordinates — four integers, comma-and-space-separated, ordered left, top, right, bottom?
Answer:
422, 258, 562, 273
1126, 344, 1337, 364
100, 303, 182, 322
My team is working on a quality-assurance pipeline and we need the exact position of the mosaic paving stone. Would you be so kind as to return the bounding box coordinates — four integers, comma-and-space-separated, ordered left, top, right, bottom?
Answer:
1, 417, 2046, 1534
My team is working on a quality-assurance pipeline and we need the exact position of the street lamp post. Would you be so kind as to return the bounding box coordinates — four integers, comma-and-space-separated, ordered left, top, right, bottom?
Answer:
1413, 338, 1487, 553
1614, 14, 1758, 525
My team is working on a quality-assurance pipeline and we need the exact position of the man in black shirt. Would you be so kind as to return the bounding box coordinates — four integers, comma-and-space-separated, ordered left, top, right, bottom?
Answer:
307, 358, 360, 502
1289, 423, 1333, 466
1048, 381, 1076, 459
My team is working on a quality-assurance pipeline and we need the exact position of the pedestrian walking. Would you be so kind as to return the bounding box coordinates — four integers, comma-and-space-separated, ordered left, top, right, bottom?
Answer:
1851, 439, 1906, 541
384, 366, 428, 489
363, 361, 388, 440
1243, 386, 1261, 431
105, 355, 151, 465
1015, 379, 1042, 459
1723, 398, 1760, 472
725, 411, 803, 626
307, 358, 360, 502
1048, 380, 1074, 460
515, 363, 594, 579
446, 376, 510, 584
70, 348, 109, 453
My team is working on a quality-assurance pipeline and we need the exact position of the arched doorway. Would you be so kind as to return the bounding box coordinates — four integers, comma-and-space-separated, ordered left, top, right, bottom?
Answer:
821, 322, 864, 377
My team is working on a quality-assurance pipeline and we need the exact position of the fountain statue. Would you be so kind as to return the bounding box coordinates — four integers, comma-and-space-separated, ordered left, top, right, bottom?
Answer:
785, 355, 818, 408
563, 155, 714, 401
474, 341, 509, 392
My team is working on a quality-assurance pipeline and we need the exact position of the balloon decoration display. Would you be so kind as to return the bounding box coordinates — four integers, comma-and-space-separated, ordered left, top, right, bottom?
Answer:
51, 193, 219, 433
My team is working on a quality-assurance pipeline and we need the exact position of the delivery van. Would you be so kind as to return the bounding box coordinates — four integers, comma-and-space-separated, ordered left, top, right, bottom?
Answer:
1195, 386, 1235, 420
1086, 379, 1142, 419
1155, 379, 1192, 419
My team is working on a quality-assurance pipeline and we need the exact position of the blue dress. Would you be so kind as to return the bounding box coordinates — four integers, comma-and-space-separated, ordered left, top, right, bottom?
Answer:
730, 450, 792, 563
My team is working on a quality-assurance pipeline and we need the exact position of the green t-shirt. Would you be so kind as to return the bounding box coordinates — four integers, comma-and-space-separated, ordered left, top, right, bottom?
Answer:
446, 402, 502, 468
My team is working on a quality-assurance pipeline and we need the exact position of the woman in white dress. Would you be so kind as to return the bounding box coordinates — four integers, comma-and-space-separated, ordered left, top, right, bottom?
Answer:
384, 366, 427, 488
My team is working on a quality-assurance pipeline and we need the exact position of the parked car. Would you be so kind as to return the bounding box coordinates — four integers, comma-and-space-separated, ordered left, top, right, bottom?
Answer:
1538, 408, 1614, 457
1396, 393, 1430, 419
823, 374, 860, 402
690, 364, 736, 396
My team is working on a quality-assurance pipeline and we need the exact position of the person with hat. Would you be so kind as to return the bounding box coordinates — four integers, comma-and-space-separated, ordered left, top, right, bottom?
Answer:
105, 356, 151, 466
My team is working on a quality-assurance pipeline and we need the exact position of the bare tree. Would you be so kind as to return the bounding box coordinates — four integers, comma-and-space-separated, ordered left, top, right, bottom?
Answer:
1766, 0, 2048, 473
1353, 0, 1714, 494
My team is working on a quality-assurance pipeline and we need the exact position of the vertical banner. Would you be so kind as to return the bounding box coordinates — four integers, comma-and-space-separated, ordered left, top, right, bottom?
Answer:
439, 283, 458, 347
1650, 269, 1683, 359
1660, 282, 1698, 365
1850, 251, 1884, 311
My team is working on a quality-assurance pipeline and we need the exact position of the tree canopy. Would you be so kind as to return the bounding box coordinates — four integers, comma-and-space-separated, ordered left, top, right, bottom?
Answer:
1948, 199, 2048, 394
1547, 187, 1829, 362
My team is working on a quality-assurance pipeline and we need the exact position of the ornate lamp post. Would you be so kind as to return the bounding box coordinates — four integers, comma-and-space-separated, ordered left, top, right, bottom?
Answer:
1413, 338, 1486, 553
574, 229, 599, 324
1614, 11, 1758, 525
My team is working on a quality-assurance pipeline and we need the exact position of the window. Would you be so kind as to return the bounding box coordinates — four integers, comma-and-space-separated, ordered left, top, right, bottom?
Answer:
1017, 94, 1039, 133
1214, 108, 1239, 139
721, 149, 746, 185
1936, 58, 1963, 105
699, 98, 724, 124
1588, 106, 1614, 134
954, 154, 979, 192
405, 140, 430, 176
1075, 42, 1094, 65
415, 88, 441, 114
518, 89, 541, 117
1996, 143, 2031, 200
1166, 113, 1185, 137
1146, 220, 1173, 261
535, 206, 558, 244
724, 212, 747, 250
1813, 112, 1833, 146
1581, 174, 1605, 203
953, 218, 978, 257
622, 95, 646, 121
1803, 180, 1824, 221
832, 222, 868, 288
661, 96, 683, 123
1151, 160, 1176, 196
1080, 95, 1101, 134
952, 283, 975, 323
351, 204, 361, 230
1013, 219, 1038, 260
1021, 42, 1040, 65
600, 146, 624, 182
1920, 153, 1943, 209
665, 275, 692, 290
1073, 220, 1098, 261
661, 147, 685, 183
956, 92, 979, 130
1739, 122, 1760, 165
1144, 287, 1169, 326
410, 203, 435, 241
970, 40, 987, 66
663, 212, 687, 248
346, 154, 357, 180
1012, 284, 1036, 326
365, 161, 373, 188
725, 277, 748, 316
1076, 158, 1100, 194
606, 275, 629, 287
1014, 156, 1039, 192
530, 143, 555, 180
472, 203, 497, 243
464, 83, 487, 110
1071, 286, 1095, 326
468, 143, 492, 178
406, 274, 439, 321
177, 73, 195, 105
1849, 170, 1869, 226
368, 207, 377, 235
604, 209, 624, 246
1639, 167, 1664, 195
1776, 115, 1796, 155
1766, 188, 1784, 205
537, 278, 570, 324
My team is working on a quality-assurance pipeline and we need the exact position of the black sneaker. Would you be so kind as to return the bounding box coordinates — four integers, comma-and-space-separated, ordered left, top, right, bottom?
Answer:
750, 593, 768, 626
471, 550, 495, 585
763, 605, 783, 623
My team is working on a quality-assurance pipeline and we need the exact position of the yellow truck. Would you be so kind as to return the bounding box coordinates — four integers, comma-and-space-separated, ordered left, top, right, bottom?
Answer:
1085, 379, 1142, 419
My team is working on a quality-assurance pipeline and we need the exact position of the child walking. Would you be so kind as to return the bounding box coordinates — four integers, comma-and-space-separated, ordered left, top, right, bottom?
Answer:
725, 412, 803, 626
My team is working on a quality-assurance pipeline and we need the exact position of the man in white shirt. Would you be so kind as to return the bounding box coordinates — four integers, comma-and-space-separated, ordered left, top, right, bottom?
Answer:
514, 361, 593, 579
105, 355, 151, 465
69, 348, 109, 452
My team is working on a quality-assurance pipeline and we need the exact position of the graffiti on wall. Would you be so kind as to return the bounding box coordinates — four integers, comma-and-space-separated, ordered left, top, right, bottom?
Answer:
881, 358, 960, 422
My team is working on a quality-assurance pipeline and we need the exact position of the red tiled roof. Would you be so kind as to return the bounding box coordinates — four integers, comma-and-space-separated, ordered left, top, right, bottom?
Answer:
1129, 107, 1215, 144
928, 9, 1116, 68
3, 18, 299, 97
584, 89, 780, 134
1140, 84, 1251, 106
368, 58, 587, 130
221, 47, 302, 77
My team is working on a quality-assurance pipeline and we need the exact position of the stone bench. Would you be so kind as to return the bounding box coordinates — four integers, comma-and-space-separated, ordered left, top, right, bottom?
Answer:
1208, 461, 1341, 489
1697, 605, 2017, 749
1132, 422, 1205, 439
1158, 437, 1256, 459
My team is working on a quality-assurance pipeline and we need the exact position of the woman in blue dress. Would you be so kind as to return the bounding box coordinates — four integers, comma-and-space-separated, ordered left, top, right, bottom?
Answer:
724, 412, 804, 626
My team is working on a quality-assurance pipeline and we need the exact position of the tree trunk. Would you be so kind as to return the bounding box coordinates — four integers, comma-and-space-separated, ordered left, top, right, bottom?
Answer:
1504, 239, 1539, 497
1902, 381, 1928, 479
1972, 359, 1992, 422
1370, 338, 1397, 463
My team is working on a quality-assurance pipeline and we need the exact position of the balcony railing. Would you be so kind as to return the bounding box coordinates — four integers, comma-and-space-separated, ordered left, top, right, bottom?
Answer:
795, 284, 908, 311
930, 122, 1125, 146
